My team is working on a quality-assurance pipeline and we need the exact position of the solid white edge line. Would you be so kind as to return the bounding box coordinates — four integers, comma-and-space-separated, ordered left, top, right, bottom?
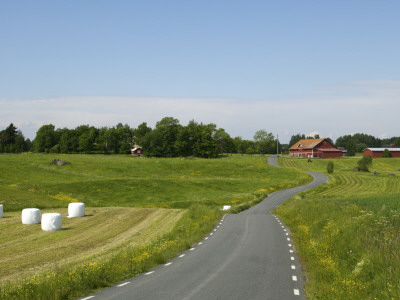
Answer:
145, 271, 154, 275
292, 275, 298, 281
117, 282, 130, 287
81, 297, 95, 300
294, 289, 300, 295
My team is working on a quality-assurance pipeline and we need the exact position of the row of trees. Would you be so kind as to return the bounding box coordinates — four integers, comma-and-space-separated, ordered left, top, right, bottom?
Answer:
0, 118, 280, 158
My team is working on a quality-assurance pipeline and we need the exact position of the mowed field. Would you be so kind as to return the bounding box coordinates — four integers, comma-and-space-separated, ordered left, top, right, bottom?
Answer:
0, 154, 308, 299
276, 156, 400, 299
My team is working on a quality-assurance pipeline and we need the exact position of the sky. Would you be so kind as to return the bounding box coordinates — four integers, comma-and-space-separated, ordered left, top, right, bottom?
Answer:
1, 1, 400, 143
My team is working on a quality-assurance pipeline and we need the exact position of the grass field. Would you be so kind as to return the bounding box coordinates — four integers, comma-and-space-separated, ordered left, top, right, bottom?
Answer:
0, 154, 308, 299
275, 156, 400, 299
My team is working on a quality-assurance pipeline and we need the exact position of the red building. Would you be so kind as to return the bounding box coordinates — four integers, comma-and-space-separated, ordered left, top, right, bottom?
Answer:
131, 147, 144, 156
363, 148, 400, 158
289, 138, 343, 159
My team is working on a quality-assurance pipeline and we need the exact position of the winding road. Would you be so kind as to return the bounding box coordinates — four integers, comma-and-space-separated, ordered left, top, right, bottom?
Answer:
81, 156, 328, 300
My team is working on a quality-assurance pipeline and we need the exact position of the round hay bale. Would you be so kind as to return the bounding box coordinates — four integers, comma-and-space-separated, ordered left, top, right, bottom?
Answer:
0, 204, 3, 218
22, 208, 41, 224
222, 205, 231, 211
41, 213, 62, 231
68, 202, 85, 218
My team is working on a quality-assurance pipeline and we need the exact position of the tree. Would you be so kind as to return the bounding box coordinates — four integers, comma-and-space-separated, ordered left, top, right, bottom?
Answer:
357, 155, 373, 172
327, 161, 334, 174
346, 139, 356, 156
382, 149, 391, 158
253, 130, 275, 154
34, 124, 57, 153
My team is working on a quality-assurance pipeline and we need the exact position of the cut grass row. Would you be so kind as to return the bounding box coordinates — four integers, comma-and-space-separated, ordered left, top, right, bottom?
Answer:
0, 154, 309, 299
275, 156, 400, 299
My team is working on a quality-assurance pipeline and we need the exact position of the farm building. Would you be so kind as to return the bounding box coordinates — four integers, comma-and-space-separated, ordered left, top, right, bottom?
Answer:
289, 138, 343, 159
363, 148, 400, 158
131, 147, 144, 156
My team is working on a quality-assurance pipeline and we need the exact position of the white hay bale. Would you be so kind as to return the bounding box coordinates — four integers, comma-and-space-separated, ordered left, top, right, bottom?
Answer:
22, 208, 41, 224
222, 205, 231, 211
0, 204, 3, 218
68, 202, 85, 218
41, 213, 62, 231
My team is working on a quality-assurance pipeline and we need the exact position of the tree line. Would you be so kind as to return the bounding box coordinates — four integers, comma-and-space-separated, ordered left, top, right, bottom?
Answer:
0, 118, 280, 158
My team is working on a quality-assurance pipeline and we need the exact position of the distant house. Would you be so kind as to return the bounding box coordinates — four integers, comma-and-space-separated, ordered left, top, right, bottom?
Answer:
131, 147, 144, 157
363, 148, 400, 158
289, 138, 343, 159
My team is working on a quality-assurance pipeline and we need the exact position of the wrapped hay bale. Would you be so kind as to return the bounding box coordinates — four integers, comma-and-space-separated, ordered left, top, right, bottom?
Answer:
22, 208, 41, 224
68, 202, 85, 218
0, 204, 3, 218
222, 205, 231, 211
41, 213, 62, 231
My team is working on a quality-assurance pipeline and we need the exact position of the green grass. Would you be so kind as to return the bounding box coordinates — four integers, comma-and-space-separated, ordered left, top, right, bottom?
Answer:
275, 157, 400, 299
0, 153, 308, 299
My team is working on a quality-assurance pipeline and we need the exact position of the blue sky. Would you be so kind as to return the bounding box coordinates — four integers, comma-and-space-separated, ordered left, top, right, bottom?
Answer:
1, 1, 400, 142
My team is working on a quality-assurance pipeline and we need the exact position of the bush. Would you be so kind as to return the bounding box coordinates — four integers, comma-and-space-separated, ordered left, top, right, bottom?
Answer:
358, 155, 373, 172
327, 161, 334, 174
382, 149, 391, 158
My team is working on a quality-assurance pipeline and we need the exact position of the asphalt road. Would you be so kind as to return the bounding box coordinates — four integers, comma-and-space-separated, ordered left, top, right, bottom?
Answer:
82, 156, 328, 300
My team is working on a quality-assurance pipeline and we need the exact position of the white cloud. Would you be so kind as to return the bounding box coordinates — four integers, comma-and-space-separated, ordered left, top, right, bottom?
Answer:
1, 79, 400, 143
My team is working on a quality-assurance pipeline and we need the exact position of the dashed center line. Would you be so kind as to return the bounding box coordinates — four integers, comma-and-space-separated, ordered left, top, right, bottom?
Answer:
117, 282, 130, 287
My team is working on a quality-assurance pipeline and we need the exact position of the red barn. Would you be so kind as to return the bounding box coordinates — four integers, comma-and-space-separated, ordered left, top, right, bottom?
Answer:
131, 147, 144, 157
363, 148, 400, 158
289, 138, 343, 159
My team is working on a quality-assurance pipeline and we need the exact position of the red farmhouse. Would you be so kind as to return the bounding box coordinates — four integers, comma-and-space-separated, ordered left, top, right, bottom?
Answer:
363, 148, 400, 158
131, 147, 144, 157
289, 138, 343, 159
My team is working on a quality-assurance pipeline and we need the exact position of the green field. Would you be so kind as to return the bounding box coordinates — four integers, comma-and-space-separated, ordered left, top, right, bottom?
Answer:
0, 154, 308, 299
276, 156, 400, 299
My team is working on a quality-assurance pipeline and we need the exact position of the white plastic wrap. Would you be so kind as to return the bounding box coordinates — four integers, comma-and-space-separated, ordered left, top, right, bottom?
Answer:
68, 202, 85, 218
0, 204, 3, 218
21, 208, 41, 224
222, 205, 231, 211
41, 213, 62, 231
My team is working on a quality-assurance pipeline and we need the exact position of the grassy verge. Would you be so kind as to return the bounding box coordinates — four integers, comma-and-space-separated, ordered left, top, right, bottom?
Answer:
0, 154, 308, 299
275, 157, 400, 299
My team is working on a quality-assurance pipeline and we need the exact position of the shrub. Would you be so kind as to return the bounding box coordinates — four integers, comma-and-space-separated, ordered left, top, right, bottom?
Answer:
382, 149, 391, 158
357, 155, 373, 172
327, 161, 334, 174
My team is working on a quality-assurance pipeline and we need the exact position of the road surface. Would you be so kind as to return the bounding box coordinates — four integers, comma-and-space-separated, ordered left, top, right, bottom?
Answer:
81, 156, 328, 300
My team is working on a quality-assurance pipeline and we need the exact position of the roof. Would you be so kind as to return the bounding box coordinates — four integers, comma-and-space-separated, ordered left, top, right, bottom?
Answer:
289, 138, 326, 150
364, 148, 400, 152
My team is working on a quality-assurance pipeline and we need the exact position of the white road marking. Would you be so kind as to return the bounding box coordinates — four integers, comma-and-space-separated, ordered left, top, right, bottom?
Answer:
205, 237, 209, 240
145, 271, 154, 276
190, 248, 195, 251
292, 275, 298, 281
199, 242, 203, 245
291, 265, 296, 270
287, 238, 291, 241
179, 254, 185, 258
294, 289, 300, 295
214, 229, 217, 232
81, 297, 95, 300
117, 282, 130, 287
210, 233, 213, 235
291, 257, 295, 261
217, 226, 220, 228
165, 262, 172, 266
288, 243, 292, 247
285, 233, 289, 236
281, 226, 284, 228
289, 250, 293, 253
284, 229, 287, 232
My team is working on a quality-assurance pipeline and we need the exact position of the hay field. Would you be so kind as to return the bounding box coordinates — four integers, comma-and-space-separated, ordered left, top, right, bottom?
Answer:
276, 157, 400, 299
0, 207, 184, 282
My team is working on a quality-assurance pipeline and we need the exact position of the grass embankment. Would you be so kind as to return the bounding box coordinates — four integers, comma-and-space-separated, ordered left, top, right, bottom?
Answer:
275, 157, 400, 299
0, 154, 308, 299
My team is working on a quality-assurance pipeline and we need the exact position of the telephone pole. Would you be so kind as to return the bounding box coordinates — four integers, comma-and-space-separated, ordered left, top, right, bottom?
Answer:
276, 134, 279, 156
